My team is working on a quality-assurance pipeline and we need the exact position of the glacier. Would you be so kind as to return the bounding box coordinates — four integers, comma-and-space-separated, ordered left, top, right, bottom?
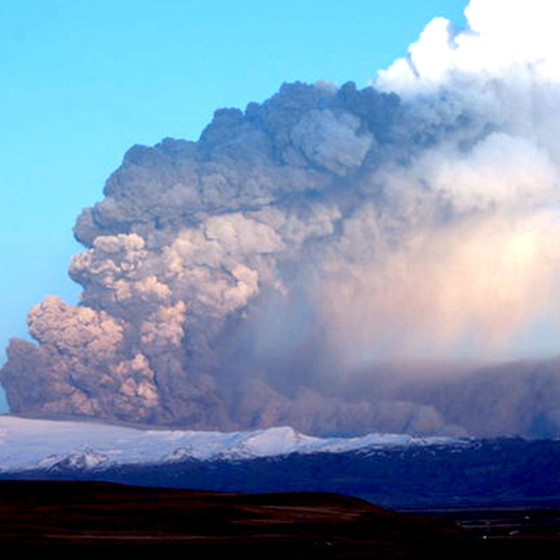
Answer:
0, 414, 460, 473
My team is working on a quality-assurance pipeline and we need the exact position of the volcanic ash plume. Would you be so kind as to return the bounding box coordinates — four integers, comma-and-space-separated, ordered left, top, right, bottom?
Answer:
4, 0, 560, 437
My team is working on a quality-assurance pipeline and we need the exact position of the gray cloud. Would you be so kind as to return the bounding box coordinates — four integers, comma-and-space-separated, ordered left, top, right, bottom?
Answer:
4, 0, 560, 437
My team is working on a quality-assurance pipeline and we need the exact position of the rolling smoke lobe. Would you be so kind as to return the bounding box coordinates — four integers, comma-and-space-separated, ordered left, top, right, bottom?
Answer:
4, 0, 560, 437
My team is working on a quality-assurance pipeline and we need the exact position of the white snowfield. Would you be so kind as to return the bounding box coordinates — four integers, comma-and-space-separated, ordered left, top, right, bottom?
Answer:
0, 415, 460, 473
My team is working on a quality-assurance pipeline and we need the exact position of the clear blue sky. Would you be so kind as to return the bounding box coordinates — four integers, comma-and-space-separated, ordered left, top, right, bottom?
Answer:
0, 0, 468, 411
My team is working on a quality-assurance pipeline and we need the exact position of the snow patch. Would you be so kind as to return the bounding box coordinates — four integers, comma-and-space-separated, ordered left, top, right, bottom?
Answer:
0, 415, 463, 473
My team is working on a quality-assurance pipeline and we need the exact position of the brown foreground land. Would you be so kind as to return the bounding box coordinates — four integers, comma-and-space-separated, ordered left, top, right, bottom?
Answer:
0, 480, 559, 558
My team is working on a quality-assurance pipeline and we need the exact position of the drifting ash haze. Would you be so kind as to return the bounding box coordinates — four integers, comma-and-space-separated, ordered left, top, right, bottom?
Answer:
4, 0, 560, 437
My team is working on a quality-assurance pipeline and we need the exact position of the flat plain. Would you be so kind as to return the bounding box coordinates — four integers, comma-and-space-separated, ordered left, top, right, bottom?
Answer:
0, 480, 559, 557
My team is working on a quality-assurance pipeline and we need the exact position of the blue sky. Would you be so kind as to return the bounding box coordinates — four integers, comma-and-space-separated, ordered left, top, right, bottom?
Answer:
0, 0, 468, 411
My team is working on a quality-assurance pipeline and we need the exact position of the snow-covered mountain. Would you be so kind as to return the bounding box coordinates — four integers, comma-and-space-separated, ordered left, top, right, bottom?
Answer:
3, 414, 560, 509
0, 414, 459, 473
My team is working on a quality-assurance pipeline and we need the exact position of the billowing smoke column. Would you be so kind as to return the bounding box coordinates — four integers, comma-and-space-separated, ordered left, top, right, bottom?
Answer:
4, 0, 560, 437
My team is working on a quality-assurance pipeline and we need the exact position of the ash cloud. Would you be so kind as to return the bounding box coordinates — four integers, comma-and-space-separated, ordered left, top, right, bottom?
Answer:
4, 0, 560, 437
